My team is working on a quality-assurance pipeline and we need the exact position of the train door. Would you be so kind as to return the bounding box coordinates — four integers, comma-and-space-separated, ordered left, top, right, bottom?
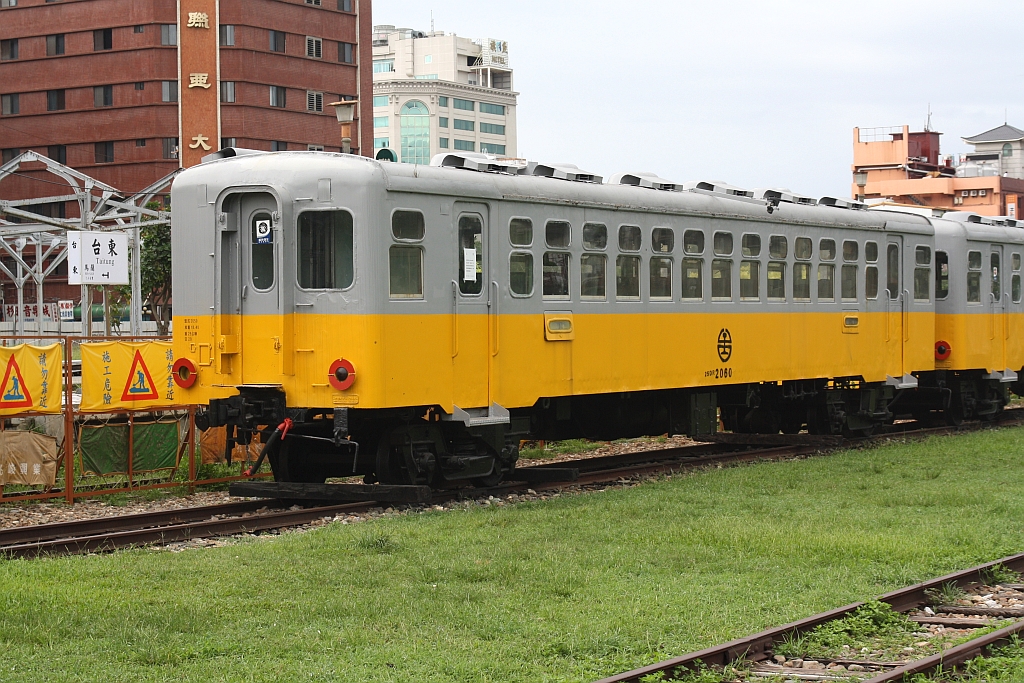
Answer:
451, 202, 490, 409
885, 235, 905, 378
990, 244, 1006, 370
238, 192, 281, 384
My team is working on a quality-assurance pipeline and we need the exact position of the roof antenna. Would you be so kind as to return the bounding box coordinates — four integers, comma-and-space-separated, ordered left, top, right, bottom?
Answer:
925, 103, 932, 132
431, 10, 434, 33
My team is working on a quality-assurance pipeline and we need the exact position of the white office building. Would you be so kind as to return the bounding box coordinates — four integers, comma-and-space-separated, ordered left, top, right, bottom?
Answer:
371, 25, 518, 163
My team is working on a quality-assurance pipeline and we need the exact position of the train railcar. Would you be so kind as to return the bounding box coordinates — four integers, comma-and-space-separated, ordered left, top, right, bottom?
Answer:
168, 150, 1024, 487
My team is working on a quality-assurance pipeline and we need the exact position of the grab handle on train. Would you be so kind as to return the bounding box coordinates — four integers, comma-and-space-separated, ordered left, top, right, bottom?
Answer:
491, 280, 499, 356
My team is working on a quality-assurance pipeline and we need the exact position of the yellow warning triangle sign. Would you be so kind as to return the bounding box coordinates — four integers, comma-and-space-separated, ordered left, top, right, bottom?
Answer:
121, 350, 159, 401
0, 355, 32, 408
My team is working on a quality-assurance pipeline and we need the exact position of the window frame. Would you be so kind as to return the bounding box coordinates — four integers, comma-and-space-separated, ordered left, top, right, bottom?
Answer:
305, 36, 323, 59
508, 251, 534, 298
390, 208, 426, 242
682, 258, 703, 301
649, 255, 673, 301
508, 217, 533, 248
542, 251, 570, 300
580, 253, 607, 300
388, 245, 424, 300
683, 229, 705, 255
652, 227, 674, 254
296, 208, 356, 292
618, 224, 642, 252
615, 254, 642, 301
935, 250, 949, 300
545, 220, 571, 249
967, 250, 982, 304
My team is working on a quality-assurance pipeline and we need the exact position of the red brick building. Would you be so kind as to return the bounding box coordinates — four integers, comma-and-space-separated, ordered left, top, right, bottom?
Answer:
0, 0, 373, 202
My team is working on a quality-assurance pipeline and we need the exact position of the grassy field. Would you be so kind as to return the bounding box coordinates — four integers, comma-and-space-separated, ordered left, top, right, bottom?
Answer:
2, 428, 1024, 682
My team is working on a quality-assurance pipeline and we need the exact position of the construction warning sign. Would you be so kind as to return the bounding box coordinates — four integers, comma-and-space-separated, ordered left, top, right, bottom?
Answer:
0, 344, 62, 416
81, 341, 176, 412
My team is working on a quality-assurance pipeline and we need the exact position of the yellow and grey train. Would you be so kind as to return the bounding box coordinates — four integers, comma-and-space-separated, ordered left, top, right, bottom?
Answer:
168, 149, 1024, 486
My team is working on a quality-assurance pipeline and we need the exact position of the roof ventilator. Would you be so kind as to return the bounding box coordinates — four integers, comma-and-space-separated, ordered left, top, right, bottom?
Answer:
430, 152, 519, 175
522, 162, 602, 184
819, 196, 869, 210
609, 172, 681, 192
682, 181, 754, 198
752, 188, 817, 206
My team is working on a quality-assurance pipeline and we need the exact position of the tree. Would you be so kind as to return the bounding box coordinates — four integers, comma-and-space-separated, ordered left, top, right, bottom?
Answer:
141, 201, 172, 336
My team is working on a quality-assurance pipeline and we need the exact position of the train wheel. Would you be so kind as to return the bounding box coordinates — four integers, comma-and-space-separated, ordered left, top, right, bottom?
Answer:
375, 432, 431, 486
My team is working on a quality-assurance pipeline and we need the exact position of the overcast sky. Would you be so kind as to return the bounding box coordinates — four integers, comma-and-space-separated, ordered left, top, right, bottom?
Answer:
372, 0, 1021, 198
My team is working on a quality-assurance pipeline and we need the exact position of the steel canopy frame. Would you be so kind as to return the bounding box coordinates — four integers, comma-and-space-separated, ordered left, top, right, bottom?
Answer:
0, 152, 180, 336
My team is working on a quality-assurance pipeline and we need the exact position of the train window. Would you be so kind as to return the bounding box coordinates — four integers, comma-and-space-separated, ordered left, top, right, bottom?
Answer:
683, 230, 704, 255
865, 241, 878, 263
793, 263, 811, 301
509, 252, 533, 296
935, 251, 949, 300
914, 246, 931, 302
545, 220, 571, 248
542, 252, 569, 298
1014, 274, 1022, 304
843, 240, 858, 262
650, 256, 672, 299
458, 214, 484, 295
967, 251, 982, 303
769, 235, 787, 259
618, 225, 641, 252
389, 246, 423, 298
795, 237, 812, 260
297, 210, 354, 290
886, 244, 899, 300
916, 245, 931, 266
819, 239, 836, 261
251, 212, 276, 291
711, 259, 732, 299
652, 228, 674, 253
841, 265, 857, 301
740, 260, 759, 299
580, 254, 606, 299
817, 264, 834, 301
713, 232, 733, 256
866, 266, 879, 299
767, 262, 785, 300
1015, 254, 1022, 271
509, 218, 533, 247
682, 259, 703, 300
992, 253, 1001, 300
616, 255, 641, 299
391, 210, 424, 241
583, 223, 607, 250
741, 234, 760, 257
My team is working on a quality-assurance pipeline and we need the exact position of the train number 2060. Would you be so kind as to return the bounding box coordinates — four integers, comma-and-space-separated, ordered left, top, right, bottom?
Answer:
705, 367, 733, 380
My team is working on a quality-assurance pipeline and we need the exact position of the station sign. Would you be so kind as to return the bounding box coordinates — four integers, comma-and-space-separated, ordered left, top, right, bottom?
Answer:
67, 231, 129, 285
58, 300, 75, 322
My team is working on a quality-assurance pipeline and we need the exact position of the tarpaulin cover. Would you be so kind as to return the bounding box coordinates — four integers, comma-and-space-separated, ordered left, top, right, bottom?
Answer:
0, 344, 62, 416
199, 426, 262, 464
79, 420, 180, 476
80, 341, 175, 412
0, 430, 59, 487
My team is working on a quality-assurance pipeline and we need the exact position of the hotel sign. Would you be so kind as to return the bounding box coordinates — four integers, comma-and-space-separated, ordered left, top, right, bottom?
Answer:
177, 1, 221, 168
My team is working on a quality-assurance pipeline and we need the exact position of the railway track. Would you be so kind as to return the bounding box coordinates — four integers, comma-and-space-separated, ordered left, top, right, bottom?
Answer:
2, 409, 1021, 559
593, 552, 1024, 683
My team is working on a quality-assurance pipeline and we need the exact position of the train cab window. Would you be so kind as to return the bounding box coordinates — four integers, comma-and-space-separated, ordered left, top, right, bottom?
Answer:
543, 252, 569, 298
793, 263, 811, 301
392, 210, 425, 240
843, 240, 858, 262
616, 255, 641, 300
509, 252, 533, 297
509, 218, 533, 246
545, 220, 571, 248
581, 254, 606, 298
795, 237, 812, 260
935, 251, 949, 300
740, 260, 759, 300
886, 244, 899, 300
251, 212, 276, 291
1013, 254, 1021, 303
769, 235, 787, 259
991, 253, 1001, 300
652, 228, 674, 253
682, 259, 703, 300
711, 259, 732, 300
458, 214, 484, 295
767, 262, 785, 300
967, 250, 982, 303
650, 256, 672, 299
865, 241, 878, 263
841, 265, 857, 301
683, 230, 705, 255
817, 264, 835, 301
583, 223, 607, 250
819, 239, 836, 261
298, 210, 354, 290
389, 246, 423, 298
713, 232, 733, 256
741, 234, 760, 257
866, 267, 879, 299
914, 246, 931, 302
619, 225, 642, 252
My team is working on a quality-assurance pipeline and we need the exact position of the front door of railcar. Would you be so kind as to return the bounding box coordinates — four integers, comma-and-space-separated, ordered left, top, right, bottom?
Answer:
885, 236, 905, 378
451, 203, 490, 409
990, 245, 1006, 370
238, 193, 281, 385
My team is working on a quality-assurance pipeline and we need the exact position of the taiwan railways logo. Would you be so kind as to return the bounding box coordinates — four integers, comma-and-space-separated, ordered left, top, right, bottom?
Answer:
717, 328, 733, 363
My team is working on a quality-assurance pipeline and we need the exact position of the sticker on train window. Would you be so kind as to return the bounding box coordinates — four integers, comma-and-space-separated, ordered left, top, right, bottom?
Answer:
255, 220, 272, 244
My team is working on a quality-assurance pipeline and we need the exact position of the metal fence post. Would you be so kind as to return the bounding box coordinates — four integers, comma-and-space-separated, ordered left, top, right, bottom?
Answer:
188, 405, 196, 492
63, 336, 74, 504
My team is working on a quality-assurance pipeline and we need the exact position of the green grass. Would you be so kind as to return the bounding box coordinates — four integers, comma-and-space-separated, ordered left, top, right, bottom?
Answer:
519, 438, 607, 459
3, 428, 1024, 681
908, 638, 1024, 682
